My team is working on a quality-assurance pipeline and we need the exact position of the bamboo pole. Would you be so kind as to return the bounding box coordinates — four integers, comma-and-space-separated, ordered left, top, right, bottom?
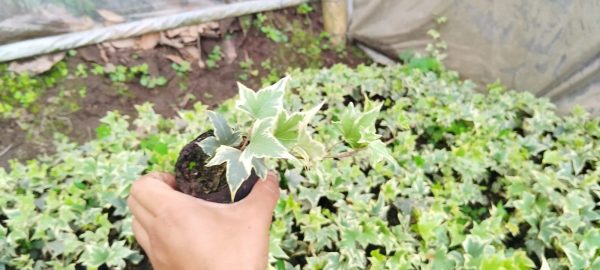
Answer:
322, 0, 348, 46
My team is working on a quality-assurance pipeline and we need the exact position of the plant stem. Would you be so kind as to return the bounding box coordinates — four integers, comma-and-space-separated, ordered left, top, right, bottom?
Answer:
239, 137, 250, 151
325, 141, 343, 153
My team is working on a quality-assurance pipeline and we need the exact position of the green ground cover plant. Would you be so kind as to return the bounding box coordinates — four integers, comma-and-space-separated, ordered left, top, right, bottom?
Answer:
206, 45, 223, 69
0, 62, 69, 119
0, 60, 599, 269
187, 77, 395, 202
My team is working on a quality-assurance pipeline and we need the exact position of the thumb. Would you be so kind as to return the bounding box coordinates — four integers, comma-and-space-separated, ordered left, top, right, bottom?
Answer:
239, 171, 280, 215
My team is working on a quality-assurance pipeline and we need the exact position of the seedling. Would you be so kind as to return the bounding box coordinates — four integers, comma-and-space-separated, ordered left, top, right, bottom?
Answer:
75, 63, 88, 78
174, 76, 397, 202
297, 3, 313, 15
91, 64, 105, 75
238, 59, 259, 81
206, 46, 223, 69
171, 61, 191, 76
253, 12, 288, 43
260, 59, 281, 85
261, 26, 288, 43
140, 75, 167, 89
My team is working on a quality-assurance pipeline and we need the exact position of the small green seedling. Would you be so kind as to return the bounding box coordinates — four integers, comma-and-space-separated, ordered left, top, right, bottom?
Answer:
206, 46, 223, 69
200, 77, 398, 200
172, 61, 192, 76
140, 75, 167, 89
261, 26, 288, 43
297, 3, 313, 15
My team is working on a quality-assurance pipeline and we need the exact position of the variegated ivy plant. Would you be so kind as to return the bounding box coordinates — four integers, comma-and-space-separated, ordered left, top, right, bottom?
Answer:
199, 77, 397, 200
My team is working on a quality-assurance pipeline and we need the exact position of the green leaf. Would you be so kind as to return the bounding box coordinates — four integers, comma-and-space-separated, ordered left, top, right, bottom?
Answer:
580, 229, 600, 253
241, 118, 294, 167
79, 245, 109, 268
591, 258, 600, 270
543, 150, 562, 165
95, 123, 111, 139
562, 242, 588, 270
106, 241, 134, 268
538, 217, 561, 246
463, 236, 485, 258
337, 103, 361, 147
299, 101, 324, 129
236, 76, 288, 119
431, 248, 456, 270
368, 140, 399, 169
252, 158, 268, 180
197, 136, 219, 156
336, 100, 383, 148
207, 111, 241, 146
293, 130, 325, 162
141, 135, 168, 155
407, 56, 441, 73
273, 111, 303, 147
269, 237, 288, 259
206, 146, 251, 201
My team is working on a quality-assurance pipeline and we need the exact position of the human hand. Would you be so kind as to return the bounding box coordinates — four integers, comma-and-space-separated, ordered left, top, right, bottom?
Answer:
127, 171, 280, 270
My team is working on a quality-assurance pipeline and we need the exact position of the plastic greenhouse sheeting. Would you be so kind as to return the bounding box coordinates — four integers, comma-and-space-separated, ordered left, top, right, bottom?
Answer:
347, 0, 600, 116
0, 0, 225, 44
0, 0, 303, 61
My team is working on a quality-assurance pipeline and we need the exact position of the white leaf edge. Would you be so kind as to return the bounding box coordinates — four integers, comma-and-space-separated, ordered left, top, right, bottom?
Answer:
206, 111, 240, 146
240, 117, 295, 169
235, 76, 289, 119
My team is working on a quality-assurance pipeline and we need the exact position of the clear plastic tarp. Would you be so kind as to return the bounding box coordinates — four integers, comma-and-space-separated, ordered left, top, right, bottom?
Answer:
348, 0, 600, 116
0, 0, 302, 61
0, 1, 230, 44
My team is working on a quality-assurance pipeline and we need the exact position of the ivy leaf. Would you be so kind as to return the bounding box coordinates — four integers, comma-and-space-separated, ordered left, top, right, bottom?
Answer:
430, 248, 456, 270
252, 158, 268, 180
542, 150, 562, 165
294, 130, 325, 162
357, 102, 382, 135
463, 235, 485, 258
562, 242, 588, 270
206, 111, 240, 146
368, 140, 399, 169
336, 101, 383, 148
538, 217, 561, 246
299, 101, 325, 129
199, 111, 241, 156
96, 123, 111, 139
141, 135, 168, 155
580, 229, 600, 253
79, 245, 110, 268
240, 118, 294, 169
197, 136, 219, 156
236, 76, 288, 119
206, 146, 251, 201
105, 241, 134, 268
337, 103, 361, 147
273, 111, 303, 147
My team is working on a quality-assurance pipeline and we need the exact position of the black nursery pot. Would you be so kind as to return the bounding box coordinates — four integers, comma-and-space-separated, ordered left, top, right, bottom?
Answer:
174, 131, 258, 203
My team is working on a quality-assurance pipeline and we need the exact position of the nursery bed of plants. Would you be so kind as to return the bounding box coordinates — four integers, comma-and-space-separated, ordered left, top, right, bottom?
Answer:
1, 57, 600, 269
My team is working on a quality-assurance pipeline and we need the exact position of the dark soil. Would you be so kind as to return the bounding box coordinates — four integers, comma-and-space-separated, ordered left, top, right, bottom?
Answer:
0, 5, 369, 169
174, 130, 258, 203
